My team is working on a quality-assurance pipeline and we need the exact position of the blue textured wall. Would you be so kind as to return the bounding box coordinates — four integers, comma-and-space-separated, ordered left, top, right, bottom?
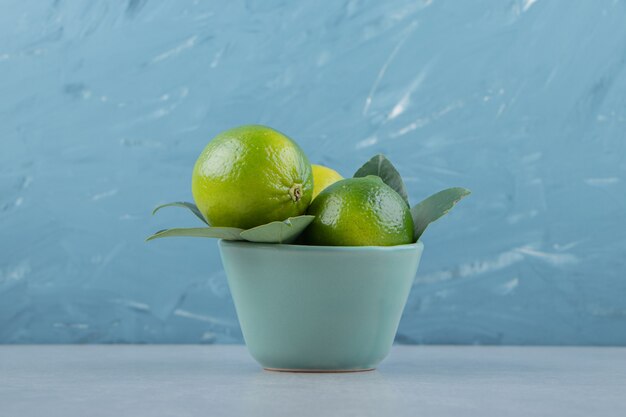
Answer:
1, 0, 625, 345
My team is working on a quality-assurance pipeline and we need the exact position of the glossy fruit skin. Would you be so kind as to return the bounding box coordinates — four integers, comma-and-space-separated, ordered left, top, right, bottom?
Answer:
192, 125, 313, 230
311, 164, 343, 200
303, 176, 414, 246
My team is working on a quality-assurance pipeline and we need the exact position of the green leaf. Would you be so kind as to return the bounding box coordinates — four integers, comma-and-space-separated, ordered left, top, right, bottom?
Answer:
240, 215, 315, 244
152, 202, 209, 225
146, 227, 244, 242
411, 187, 471, 241
353, 154, 409, 205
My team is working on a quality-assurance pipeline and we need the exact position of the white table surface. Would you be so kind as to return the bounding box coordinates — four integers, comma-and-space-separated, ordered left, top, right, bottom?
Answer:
1, 345, 625, 417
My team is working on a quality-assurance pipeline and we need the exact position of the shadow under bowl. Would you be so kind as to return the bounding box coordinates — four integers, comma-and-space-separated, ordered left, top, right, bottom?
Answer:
219, 240, 424, 372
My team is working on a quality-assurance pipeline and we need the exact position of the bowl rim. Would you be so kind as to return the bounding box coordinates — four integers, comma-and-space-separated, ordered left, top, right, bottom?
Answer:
219, 239, 424, 253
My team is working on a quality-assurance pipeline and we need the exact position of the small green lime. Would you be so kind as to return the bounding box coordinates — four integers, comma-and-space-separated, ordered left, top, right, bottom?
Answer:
191, 125, 313, 229
302, 176, 414, 246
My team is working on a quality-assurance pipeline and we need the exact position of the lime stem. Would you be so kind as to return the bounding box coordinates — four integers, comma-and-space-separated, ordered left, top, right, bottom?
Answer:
289, 184, 303, 202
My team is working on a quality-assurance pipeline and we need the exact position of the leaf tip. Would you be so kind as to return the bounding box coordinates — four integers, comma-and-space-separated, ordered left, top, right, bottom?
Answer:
458, 187, 472, 197
145, 229, 167, 242
151, 203, 169, 216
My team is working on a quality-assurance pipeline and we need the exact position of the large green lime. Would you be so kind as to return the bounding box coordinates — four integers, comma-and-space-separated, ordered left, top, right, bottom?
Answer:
191, 125, 313, 229
302, 176, 414, 246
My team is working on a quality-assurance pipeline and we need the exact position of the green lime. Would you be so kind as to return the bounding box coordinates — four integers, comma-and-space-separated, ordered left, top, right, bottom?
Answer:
311, 164, 343, 200
302, 176, 414, 246
191, 125, 313, 229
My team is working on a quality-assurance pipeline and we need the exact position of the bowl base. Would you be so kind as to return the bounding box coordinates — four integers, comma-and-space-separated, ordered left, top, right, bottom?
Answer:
264, 367, 375, 373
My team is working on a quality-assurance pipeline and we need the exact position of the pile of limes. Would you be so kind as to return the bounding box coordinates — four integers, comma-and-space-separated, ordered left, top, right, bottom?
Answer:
149, 125, 469, 246
191, 125, 414, 246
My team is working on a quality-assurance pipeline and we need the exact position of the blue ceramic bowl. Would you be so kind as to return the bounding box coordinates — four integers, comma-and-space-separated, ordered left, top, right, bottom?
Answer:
219, 240, 424, 372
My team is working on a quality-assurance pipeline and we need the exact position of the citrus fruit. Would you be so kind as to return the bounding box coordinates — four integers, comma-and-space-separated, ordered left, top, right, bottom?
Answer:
302, 176, 414, 246
311, 164, 343, 199
191, 125, 313, 229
